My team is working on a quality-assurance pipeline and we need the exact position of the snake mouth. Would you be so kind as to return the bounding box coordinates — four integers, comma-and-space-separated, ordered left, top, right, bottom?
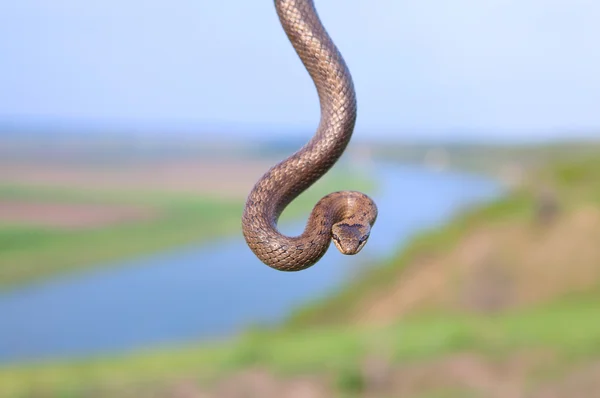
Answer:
332, 235, 369, 255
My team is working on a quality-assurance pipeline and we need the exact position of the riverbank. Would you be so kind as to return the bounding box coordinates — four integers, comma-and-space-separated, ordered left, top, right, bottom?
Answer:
0, 157, 374, 289
286, 147, 600, 328
3, 293, 600, 397
0, 162, 497, 365
3, 145, 600, 397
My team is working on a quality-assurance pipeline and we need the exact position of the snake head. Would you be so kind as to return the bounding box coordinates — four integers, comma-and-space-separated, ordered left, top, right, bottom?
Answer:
331, 222, 371, 255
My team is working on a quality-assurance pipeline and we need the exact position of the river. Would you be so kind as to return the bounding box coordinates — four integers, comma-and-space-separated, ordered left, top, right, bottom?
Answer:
0, 162, 501, 364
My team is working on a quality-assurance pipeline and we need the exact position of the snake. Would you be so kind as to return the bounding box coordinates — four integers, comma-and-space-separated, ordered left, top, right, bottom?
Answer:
241, 0, 378, 271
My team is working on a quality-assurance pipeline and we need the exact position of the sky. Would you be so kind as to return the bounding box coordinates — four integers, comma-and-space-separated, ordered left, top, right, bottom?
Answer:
1, 0, 600, 141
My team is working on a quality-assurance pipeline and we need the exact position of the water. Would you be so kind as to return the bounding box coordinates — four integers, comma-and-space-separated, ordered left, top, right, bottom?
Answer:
0, 162, 501, 364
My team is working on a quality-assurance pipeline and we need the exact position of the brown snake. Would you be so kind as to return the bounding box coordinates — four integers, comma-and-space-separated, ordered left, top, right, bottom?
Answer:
241, 0, 378, 271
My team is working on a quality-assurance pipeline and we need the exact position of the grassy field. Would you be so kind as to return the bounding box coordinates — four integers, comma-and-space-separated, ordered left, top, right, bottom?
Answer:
3, 144, 600, 397
0, 159, 374, 289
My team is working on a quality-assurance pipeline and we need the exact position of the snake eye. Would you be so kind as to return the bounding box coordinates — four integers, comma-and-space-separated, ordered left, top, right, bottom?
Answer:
332, 234, 340, 241
359, 235, 368, 243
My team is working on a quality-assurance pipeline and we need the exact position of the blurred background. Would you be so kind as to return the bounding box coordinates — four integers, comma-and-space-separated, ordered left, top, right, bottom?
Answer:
1, 1, 600, 397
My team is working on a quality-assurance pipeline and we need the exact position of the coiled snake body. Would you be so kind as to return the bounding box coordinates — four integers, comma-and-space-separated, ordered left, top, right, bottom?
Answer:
241, 0, 378, 271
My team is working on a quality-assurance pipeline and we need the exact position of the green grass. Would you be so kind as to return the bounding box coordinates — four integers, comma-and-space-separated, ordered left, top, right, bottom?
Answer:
0, 170, 375, 289
0, 194, 241, 289
2, 291, 600, 397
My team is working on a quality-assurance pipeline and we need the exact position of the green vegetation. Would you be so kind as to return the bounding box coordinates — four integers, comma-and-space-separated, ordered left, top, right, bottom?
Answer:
0, 170, 374, 289
2, 292, 600, 397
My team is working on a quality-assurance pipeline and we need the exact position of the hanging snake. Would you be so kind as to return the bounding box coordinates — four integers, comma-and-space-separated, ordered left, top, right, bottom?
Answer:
241, 0, 378, 271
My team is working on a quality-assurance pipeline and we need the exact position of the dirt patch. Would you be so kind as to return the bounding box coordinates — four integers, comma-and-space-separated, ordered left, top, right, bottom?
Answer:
380, 352, 543, 398
156, 369, 328, 398
0, 159, 278, 199
154, 351, 578, 398
352, 205, 600, 325
0, 201, 157, 230
532, 360, 600, 398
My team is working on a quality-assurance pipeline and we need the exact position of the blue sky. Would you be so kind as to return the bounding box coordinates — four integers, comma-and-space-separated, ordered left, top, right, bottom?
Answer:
1, 0, 599, 141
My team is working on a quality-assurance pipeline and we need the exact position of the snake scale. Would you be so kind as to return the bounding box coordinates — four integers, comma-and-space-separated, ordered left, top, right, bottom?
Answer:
241, 0, 378, 271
